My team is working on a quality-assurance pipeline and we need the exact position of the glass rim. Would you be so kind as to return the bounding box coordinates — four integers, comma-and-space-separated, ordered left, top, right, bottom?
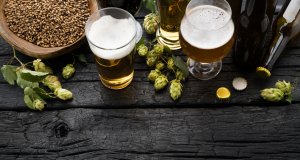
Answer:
184, 0, 233, 31
85, 7, 137, 50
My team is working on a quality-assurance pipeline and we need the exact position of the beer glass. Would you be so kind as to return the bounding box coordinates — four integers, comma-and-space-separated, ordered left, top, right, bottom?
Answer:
180, 0, 235, 80
156, 0, 189, 50
85, 8, 137, 90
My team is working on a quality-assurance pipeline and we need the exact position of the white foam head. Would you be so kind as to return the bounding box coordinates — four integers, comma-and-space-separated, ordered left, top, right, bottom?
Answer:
87, 15, 136, 60
180, 5, 234, 50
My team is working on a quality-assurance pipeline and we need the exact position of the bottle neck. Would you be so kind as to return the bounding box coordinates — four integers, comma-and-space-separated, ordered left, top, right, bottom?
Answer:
283, 0, 300, 23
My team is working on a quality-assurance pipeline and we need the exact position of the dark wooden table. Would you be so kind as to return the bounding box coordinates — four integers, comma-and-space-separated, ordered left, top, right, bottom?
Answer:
1, 4, 300, 160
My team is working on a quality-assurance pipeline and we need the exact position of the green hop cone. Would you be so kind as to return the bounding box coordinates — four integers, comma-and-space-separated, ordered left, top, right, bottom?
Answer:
175, 69, 185, 81
275, 80, 292, 95
154, 75, 168, 91
137, 44, 148, 57
153, 44, 164, 56
32, 99, 45, 111
143, 13, 159, 34
54, 88, 73, 100
148, 69, 161, 82
155, 61, 165, 71
62, 64, 75, 79
169, 80, 183, 101
146, 50, 158, 67
43, 75, 62, 91
33, 59, 53, 74
261, 88, 285, 102
167, 57, 176, 71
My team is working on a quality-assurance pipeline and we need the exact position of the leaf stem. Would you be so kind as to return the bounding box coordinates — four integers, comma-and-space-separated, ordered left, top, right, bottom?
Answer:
12, 47, 24, 66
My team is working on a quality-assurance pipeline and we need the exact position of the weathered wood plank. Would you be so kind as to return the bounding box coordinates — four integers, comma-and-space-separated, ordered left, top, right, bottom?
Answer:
0, 107, 300, 159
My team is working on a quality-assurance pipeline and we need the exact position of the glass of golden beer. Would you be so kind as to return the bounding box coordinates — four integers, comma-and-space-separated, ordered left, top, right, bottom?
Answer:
180, 0, 235, 80
85, 8, 137, 89
156, 0, 190, 50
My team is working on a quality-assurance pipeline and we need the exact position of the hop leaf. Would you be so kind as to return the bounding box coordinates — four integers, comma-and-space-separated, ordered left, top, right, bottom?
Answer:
148, 69, 161, 82
154, 75, 168, 91
17, 72, 39, 89
20, 69, 49, 82
137, 44, 149, 57
172, 55, 189, 79
62, 64, 75, 79
261, 88, 285, 102
169, 80, 183, 101
1, 65, 18, 85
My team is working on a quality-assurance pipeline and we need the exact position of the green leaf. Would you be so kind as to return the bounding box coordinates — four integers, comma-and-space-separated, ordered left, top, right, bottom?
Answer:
172, 55, 189, 78
1, 65, 18, 85
286, 94, 292, 104
77, 53, 88, 64
20, 69, 49, 82
17, 72, 39, 89
144, 0, 157, 13
24, 87, 46, 103
24, 95, 34, 110
136, 37, 145, 48
33, 87, 55, 99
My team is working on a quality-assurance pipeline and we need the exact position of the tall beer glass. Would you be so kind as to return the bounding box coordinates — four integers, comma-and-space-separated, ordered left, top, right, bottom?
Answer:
85, 8, 137, 89
180, 0, 235, 80
156, 0, 189, 50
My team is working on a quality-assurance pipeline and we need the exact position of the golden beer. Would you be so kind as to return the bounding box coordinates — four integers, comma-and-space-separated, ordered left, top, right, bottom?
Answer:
179, 0, 234, 80
85, 8, 137, 89
156, 0, 189, 50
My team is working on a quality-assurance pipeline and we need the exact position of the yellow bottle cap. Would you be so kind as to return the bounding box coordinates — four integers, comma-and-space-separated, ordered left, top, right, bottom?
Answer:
256, 67, 271, 79
216, 87, 231, 100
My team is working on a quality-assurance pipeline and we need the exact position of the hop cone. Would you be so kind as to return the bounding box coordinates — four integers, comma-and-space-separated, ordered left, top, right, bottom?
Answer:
33, 59, 53, 74
154, 75, 168, 91
54, 88, 73, 100
153, 44, 164, 56
62, 64, 75, 79
155, 61, 165, 71
261, 88, 284, 102
146, 50, 158, 67
143, 13, 159, 34
275, 80, 292, 95
167, 57, 176, 71
43, 75, 62, 91
175, 69, 185, 81
137, 44, 148, 57
32, 99, 45, 111
148, 69, 161, 82
169, 80, 183, 101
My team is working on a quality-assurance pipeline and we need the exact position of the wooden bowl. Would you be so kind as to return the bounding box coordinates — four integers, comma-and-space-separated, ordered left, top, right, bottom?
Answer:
0, 0, 99, 59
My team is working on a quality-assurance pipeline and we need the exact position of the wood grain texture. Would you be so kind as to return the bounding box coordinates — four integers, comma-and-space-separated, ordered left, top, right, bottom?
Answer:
0, 107, 300, 160
0, 34, 299, 110
0, 0, 99, 59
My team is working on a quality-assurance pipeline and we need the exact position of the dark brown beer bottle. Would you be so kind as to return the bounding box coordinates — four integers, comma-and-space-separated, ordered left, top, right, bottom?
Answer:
233, 0, 277, 69
258, 0, 300, 75
226, 0, 243, 26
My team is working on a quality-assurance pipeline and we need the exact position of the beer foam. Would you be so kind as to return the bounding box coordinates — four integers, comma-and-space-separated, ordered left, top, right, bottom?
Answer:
181, 5, 234, 49
88, 15, 136, 60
